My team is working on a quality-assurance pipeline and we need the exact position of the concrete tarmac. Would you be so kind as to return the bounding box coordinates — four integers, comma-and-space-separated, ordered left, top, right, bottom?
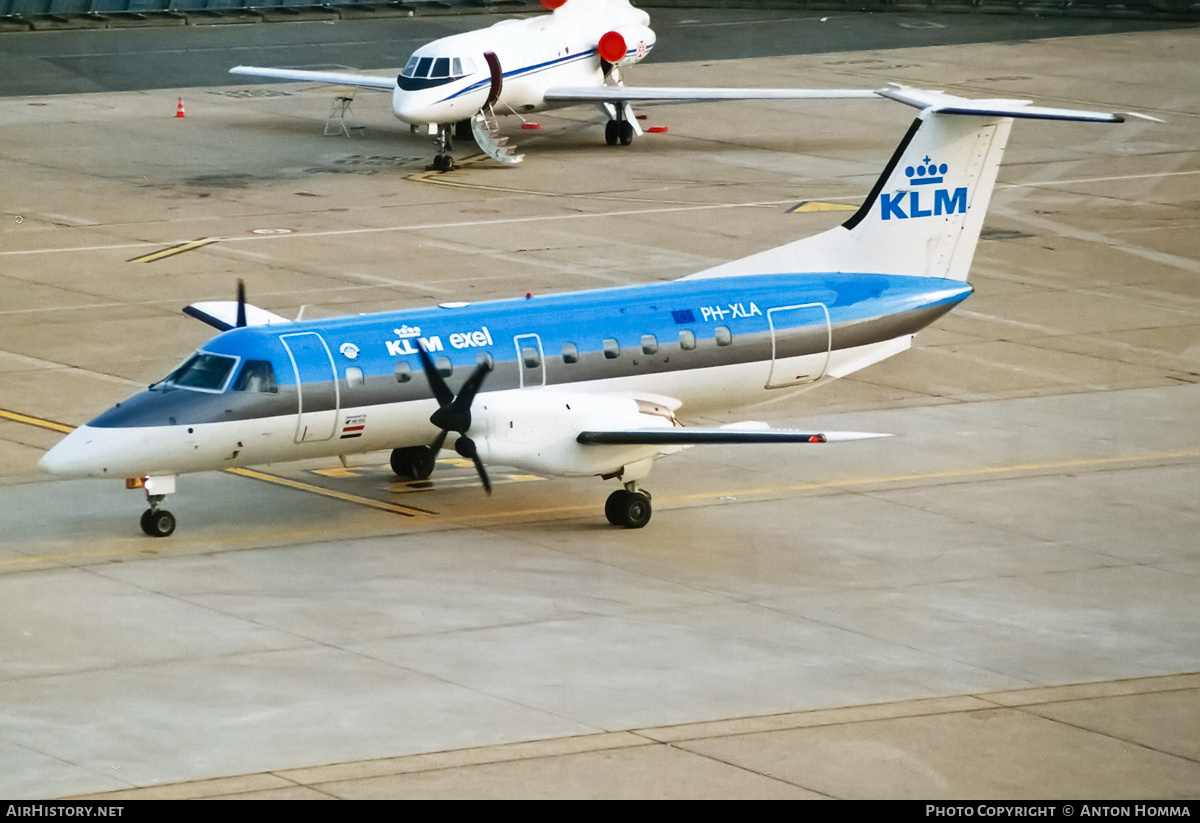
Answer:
1, 18, 1198, 799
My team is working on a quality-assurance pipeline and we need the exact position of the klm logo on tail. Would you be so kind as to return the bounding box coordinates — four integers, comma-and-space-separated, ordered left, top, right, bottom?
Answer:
880, 157, 967, 221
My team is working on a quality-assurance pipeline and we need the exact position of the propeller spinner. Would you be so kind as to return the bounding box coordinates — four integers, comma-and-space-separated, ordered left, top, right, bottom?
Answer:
414, 343, 493, 495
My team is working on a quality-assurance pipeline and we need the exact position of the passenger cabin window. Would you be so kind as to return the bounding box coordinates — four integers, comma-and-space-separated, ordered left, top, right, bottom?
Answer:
435, 356, 453, 377
233, 360, 278, 393
345, 367, 364, 389
641, 334, 658, 355
521, 347, 541, 369
715, 326, 733, 347
679, 330, 696, 351
167, 353, 236, 392
602, 338, 621, 359
561, 343, 579, 364
395, 362, 412, 383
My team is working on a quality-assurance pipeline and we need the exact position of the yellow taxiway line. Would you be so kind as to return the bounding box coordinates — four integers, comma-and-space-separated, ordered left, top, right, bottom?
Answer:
128, 237, 220, 263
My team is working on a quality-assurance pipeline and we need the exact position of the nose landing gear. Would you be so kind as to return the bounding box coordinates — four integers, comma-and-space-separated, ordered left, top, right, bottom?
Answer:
140, 494, 176, 538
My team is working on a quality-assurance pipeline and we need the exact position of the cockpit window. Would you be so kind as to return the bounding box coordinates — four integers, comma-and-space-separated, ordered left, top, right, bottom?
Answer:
166, 353, 237, 392
399, 54, 474, 86
233, 360, 278, 393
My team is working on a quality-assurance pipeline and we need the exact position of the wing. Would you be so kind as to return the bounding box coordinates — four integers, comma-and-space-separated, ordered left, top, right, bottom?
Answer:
542, 86, 880, 105
577, 428, 889, 445
229, 66, 396, 91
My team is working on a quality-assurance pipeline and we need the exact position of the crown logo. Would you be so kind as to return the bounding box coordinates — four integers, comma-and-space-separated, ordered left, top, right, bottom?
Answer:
905, 156, 947, 186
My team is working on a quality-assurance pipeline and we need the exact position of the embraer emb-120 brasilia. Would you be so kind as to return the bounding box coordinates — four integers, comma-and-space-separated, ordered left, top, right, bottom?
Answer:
40, 86, 1130, 537
229, 0, 878, 169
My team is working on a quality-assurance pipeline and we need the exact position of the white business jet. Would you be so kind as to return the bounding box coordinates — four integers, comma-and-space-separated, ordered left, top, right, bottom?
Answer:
40, 86, 1130, 536
230, 0, 878, 169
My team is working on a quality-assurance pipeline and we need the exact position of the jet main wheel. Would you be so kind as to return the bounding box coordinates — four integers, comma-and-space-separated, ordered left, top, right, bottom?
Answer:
619, 120, 634, 146
605, 489, 652, 529
605, 119, 619, 146
140, 508, 176, 538
391, 446, 437, 480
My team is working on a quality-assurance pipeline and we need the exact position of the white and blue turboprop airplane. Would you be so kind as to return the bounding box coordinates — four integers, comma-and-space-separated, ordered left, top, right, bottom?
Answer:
229, 0, 879, 168
40, 86, 1127, 536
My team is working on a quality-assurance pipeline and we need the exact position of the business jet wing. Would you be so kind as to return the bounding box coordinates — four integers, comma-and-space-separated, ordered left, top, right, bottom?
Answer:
577, 428, 890, 445
230, 65, 395, 91
542, 86, 880, 105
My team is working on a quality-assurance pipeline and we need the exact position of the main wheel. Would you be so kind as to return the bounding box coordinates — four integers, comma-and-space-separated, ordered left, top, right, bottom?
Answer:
619, 120, 634, 146
141, 509, 176, 538
605, 119, 619, 146
389, 448, 413, 478
408, 446, 437, 480
391, 446, 437, 480
605, 490, 652, 529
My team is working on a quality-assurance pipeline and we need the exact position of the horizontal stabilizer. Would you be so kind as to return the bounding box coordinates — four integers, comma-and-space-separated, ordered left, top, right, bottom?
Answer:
183, 302, 292, 331
577, 428, 890, 446
543, 86, 878, 105
877, 84, 1125, 122
230, 66, 395, 90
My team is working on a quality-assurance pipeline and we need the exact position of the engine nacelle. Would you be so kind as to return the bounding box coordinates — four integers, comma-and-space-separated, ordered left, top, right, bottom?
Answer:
597, 26, 656, 67
470, 390, 676, 478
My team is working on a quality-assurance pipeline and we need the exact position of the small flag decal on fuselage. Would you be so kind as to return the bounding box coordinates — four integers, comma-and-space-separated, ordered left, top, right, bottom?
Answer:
341, 414, 367, 439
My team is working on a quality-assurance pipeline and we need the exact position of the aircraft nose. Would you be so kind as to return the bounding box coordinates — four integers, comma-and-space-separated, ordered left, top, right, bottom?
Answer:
39, 427, 86, 477
391, 87, 425, 125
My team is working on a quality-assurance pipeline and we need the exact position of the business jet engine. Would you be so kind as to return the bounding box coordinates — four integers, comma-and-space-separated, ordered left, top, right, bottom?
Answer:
597, 26, 656, 69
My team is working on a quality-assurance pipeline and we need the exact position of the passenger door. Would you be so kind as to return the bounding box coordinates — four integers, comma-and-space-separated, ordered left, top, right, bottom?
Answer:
280, 332, 340, 443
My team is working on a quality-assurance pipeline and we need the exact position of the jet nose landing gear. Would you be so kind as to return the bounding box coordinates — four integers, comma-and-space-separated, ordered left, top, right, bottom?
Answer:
131, 476, 177, 538
140, 502, 176, 538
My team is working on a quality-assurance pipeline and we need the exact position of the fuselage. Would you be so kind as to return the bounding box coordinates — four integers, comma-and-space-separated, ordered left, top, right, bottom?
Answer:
40, 272, 970, 481
390, 0, 653, 126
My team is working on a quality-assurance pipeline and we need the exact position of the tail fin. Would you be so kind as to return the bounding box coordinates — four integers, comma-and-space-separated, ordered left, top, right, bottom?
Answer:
688, 85, 1125, 283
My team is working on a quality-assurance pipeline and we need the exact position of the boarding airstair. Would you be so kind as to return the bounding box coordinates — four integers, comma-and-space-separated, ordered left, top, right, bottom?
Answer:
470, 106, 523, 165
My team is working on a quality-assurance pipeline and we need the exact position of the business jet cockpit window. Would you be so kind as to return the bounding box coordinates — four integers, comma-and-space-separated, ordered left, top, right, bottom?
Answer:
399, 55, 477, 90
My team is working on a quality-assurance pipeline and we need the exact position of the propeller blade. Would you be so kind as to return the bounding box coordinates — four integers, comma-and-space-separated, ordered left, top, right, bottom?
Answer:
451, 359, 491, 414
429, 428, 448, 458
415, 341, 454, 407
455, 436, 492, 496
236, 280, 247, 328
471, 450, 492, 496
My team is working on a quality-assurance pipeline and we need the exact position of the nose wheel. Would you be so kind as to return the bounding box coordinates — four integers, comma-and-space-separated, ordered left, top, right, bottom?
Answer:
605, 485, 652, 528
140, 494, 176, 538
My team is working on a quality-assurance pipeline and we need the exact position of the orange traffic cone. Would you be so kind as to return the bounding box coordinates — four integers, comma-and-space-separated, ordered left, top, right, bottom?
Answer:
174, 97, 186, 119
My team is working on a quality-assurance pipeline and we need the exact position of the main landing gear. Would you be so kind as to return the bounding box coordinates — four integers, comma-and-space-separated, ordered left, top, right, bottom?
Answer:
605, 482, 652, 529
390, 445, 437, 480
140, 494, 176, 538
605, 117, 635, 147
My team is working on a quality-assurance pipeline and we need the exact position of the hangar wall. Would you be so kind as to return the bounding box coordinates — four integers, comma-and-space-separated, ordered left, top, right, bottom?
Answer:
1, 0, 1197, 29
